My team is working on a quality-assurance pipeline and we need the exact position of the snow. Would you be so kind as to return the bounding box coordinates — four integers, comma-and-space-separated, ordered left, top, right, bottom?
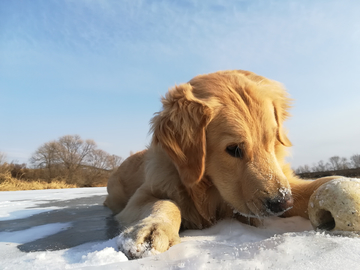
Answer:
1, 188, 360, 270
117, 232, 161, 258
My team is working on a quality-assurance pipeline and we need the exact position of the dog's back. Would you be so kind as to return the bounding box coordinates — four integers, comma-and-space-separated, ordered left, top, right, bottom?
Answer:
104, 150, 147, 214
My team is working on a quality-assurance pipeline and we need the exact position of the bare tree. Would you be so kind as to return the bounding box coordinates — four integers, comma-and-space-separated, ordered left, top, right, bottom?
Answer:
350, 154, 360, 169
303, 164, 311, 173
295, 154, 360, 176
295, 164, 311, 174
30, 141, 59, 179
311, 160, 327, 172
294, 166, 303, 174
87, 149, 111, 170
317, 160, 327, 172
56, 135, 96, 181
82, 149, 111, 185
329, 156, 341, 170
325, 162, 332, 171
29, 135, 122, 185
86, 149, 123, 171
339, 157, 350, 170
311, 163, 319, 172
107, 154, 123, 171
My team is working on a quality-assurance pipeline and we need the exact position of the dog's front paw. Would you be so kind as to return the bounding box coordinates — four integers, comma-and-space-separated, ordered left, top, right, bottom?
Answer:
117, 218, 181, 259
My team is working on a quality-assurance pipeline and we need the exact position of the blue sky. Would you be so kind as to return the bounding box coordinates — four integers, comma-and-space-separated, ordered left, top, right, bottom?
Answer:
1, 0, 359, 169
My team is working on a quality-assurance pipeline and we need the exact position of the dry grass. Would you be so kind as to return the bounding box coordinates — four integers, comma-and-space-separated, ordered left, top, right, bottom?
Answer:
0, 160, 110, 191
0, 171, 77, 191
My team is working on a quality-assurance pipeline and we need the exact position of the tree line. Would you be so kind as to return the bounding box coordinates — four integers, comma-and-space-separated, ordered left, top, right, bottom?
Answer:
0, 135, 123, 187
2, 137, 359, 187
294, 154, 360, 174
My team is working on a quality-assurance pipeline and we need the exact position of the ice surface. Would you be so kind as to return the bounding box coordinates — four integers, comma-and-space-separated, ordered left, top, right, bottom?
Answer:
0, 187, 107, 220
1, 187, 360, 270
0, 222, 72, 243
0, 206, 63, 221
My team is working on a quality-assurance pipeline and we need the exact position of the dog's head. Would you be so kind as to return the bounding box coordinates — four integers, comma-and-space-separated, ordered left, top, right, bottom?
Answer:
151, 70, 294, 218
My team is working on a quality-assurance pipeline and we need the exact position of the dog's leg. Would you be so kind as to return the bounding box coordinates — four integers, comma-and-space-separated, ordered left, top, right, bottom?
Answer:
115, 189, 181, 259
284, 176, 342, 219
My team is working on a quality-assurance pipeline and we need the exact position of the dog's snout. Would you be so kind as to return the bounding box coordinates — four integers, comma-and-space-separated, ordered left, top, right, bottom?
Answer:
266, 195, 294, 214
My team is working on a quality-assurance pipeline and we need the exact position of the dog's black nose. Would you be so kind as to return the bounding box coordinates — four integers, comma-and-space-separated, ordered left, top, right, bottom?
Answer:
266, 196, 294, 214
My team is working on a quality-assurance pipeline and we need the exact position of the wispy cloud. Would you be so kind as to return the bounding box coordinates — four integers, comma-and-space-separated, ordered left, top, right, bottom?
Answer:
1, 0, 359, 165
2, 0, 359, 70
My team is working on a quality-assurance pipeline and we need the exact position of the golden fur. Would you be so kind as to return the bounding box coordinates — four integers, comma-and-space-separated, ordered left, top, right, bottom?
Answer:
104, 70, 336, 259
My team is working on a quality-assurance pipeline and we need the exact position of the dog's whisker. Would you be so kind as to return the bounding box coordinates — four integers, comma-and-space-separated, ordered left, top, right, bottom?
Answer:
250, 189, 260, 200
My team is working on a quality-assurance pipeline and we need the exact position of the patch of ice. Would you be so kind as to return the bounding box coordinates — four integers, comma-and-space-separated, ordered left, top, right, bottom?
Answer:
0, 187, 107, 220
0, 207, 62, 221
0, 188, 107, 205
0, 222, 72, 244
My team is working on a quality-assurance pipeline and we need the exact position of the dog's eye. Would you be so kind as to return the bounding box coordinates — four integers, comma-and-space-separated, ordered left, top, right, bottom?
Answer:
226, 145, 243, 159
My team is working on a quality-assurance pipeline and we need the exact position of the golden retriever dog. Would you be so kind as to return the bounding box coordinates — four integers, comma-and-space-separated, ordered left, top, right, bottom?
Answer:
104, 70, 337, 259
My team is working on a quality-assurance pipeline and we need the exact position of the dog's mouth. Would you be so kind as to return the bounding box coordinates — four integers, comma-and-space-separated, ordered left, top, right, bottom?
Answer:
254, 187, 294, 217
232, 206, 263, 219
264, 203, 293, 217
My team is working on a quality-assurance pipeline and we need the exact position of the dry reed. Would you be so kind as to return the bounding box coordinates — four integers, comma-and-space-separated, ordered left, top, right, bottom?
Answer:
0, 171, 77, 191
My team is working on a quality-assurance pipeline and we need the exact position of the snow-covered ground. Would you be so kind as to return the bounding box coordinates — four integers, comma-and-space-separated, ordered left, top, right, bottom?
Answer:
1, 188, 360, 270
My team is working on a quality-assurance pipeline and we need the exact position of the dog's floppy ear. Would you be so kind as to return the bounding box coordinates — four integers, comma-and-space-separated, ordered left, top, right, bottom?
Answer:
151, 83, 213, 187
273, 102, 292, 147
